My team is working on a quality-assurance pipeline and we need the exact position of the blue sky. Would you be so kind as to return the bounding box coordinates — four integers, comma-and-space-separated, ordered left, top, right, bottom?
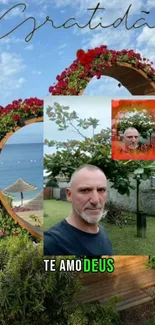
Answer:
1, 0, 155, 143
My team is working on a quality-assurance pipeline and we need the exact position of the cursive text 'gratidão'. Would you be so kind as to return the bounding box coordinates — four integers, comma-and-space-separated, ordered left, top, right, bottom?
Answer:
0, 2, 154, 42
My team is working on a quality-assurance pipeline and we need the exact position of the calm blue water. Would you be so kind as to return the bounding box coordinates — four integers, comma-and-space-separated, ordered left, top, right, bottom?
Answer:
0, 143, 43, 205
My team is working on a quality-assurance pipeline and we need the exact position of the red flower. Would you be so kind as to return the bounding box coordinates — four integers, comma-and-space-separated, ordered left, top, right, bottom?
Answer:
77, 49, 85, 59
49, 86, 54, 93
13, 232, 19, 237
13, 114, 20, 122
79, 72, 86, 78
23, 105, 30, 112
32, 106, 38, 112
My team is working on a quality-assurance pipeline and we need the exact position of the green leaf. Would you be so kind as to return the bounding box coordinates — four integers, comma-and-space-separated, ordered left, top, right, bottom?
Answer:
134, 168, 144, 175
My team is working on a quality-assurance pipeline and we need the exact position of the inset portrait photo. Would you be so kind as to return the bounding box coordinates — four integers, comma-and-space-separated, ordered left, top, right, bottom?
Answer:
112, 99, 155, 160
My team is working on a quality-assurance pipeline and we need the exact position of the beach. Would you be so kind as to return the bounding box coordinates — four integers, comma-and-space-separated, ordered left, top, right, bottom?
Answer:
0, 143, 43, 203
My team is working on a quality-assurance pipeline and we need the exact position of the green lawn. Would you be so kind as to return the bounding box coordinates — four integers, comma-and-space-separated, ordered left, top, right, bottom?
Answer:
44, 199, 155, 255
44, 199, 72, 228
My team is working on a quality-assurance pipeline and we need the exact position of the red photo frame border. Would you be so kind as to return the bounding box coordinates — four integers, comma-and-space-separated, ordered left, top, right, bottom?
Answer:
112, 100, 155, 160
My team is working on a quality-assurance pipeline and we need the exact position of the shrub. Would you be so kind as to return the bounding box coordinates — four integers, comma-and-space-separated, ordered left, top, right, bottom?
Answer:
46, 178, 58, 188
104, 202, 124, 227
0, 237, 120, 324
68, 297, 120, 325
0, 236, 81, 325
148, 256, 155, 269
0, 206, 29, 238
104, 202, 136, 227
3, 194, 13, 207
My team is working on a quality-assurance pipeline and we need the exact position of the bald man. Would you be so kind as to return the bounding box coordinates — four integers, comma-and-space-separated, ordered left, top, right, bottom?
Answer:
44, 164, 113, 256
122, 127, 140, 151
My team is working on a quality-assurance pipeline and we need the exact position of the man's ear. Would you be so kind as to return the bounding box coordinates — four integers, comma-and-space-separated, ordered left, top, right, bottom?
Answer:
66, 187, 72, 202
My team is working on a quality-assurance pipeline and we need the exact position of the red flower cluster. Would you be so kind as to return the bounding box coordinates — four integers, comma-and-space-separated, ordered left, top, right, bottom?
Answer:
0, 97, 43, 118
49, 45, 155, 96
13, 114, 20, 122
23, 97, 43, 107
77, 46, 108, 66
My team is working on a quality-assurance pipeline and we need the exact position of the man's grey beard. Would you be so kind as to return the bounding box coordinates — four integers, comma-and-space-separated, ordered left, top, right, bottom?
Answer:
128, 144, 138, 149
74, 206, 103, 224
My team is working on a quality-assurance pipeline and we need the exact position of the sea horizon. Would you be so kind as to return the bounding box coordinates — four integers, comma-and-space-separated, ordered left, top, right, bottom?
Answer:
0, 143, 43, 205
5, 142, 43, 146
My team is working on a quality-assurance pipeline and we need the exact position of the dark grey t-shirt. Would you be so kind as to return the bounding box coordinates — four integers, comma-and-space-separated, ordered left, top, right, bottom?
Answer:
44, 219, 114, 256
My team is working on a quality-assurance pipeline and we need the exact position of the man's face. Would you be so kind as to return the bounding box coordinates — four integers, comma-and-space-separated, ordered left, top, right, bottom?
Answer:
123, 129, 139, 150
66, 169, 107, 224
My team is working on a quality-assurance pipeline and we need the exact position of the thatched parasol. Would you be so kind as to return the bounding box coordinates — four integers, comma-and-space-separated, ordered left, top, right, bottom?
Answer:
3, 178, 37, 205
22, 191, 43, 210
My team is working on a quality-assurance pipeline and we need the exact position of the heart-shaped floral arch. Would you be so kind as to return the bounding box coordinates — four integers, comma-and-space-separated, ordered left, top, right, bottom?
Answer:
49, 46, 155, 96
0, 97, 43, 149
0, 97, 43, 239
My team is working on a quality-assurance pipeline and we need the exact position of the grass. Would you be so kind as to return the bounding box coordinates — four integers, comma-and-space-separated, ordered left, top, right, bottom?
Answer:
44, 199, 71, 229
44, 199, 155, 255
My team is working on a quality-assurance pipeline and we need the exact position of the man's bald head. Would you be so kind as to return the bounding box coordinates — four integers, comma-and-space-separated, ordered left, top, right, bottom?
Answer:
69, 164, 107, 188
123, 127, 139, 150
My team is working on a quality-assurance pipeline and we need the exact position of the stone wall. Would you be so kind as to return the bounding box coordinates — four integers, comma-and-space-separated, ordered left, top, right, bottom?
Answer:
107, 178, 155, 216
45, 178, 155, 216
53, 188, 60, 200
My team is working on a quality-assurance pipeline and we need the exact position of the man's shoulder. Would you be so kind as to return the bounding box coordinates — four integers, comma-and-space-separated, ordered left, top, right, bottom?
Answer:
46, 219, 65, 233
99, 224, 108, 234
44, 219, 68, 255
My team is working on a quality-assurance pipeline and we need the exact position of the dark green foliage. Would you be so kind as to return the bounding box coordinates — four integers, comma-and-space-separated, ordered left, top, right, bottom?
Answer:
148, 256, 155, 269
0, 204, 28, 237
68, 298, 120, 325
117, 112, 154, 139
0, 237, 81, 325
46, 178, 58, 188
0, 237, 120, 325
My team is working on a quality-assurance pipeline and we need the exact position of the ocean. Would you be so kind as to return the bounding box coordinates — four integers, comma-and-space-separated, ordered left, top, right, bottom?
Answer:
0, 143, 43, 206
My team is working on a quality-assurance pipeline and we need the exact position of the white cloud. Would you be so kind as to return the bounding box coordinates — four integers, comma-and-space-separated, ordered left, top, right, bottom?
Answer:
0, 52, 26, 98
83, 28, 134, 50
71, 0, 146, 40
0, 5, 25, 19
137, 27, 155, 48
57, 43, 67, 50
146, 0, 155, 8
58, 51, 63, 56
15, 77, 26, 89
24, 1, 49, 19
32, 69, 42, 75
0, 37, 24, 46
84, 77, 131, 96
54, 0, 144, 15
24, 44, 34, 50
136, 27, 155, 63
0, 0, 10, 3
